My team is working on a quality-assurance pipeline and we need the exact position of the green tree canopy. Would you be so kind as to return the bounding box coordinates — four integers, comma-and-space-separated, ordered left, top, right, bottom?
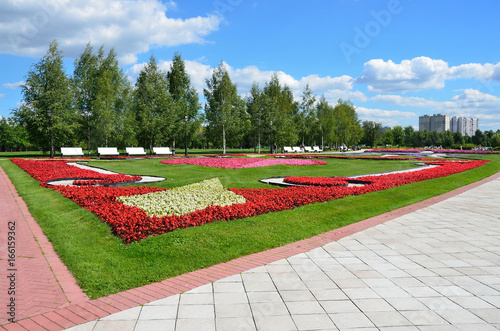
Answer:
133, 55, 173, 151
204, 62, 248, 153
14, 39, 77, 153
167, 52, 200, 150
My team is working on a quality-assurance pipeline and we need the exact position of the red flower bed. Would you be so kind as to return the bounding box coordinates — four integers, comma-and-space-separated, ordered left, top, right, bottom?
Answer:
11, 158, 488, 243
10, 158, 141, 185
284, 177, 349, 187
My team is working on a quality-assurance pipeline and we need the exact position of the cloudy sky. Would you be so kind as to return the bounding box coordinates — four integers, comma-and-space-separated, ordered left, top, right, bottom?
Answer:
1, 0, 499, 130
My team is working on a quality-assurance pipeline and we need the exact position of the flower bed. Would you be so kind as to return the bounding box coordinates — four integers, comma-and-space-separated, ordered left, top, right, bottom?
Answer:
117, 178, 246, 217
160, 158, 327, 169
12, 157, 488, 243
369, 148, 500, 155
284, 177, 349, 187
10, 159, 141, 185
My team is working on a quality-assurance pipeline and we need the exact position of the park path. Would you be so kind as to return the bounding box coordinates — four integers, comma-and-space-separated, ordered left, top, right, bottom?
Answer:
0, 163, 88, 327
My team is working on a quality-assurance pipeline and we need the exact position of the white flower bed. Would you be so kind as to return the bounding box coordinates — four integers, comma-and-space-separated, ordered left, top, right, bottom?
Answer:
117, 178, 246, 217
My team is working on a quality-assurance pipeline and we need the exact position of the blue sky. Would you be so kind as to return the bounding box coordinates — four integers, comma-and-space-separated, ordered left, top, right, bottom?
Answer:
1, 0, 499, 130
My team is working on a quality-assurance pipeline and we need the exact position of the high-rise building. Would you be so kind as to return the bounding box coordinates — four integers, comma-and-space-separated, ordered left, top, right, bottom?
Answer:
419, 114, 478, 136
419, 115, 431, 132
450, 116, 479, 137
418, 114, 449, 133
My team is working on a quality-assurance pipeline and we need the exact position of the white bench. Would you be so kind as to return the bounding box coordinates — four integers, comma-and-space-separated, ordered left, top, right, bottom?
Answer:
61, 147, 84, 157
97, 147, 120, 157
313, 146, 323, 152
282, 146, 293, 153
304, 146, 313, 152
152, 147, 173, 155
126, 147, 146, 156
292, 146, 302, 153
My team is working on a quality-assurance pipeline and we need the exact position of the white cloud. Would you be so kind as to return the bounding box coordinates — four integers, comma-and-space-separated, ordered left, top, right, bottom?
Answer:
356, 106, 417, 127
0, 0, 221, 64
448, 62, 500, 81
370, 94, 441, 108
324, 89, 367, 103
0, 94, 6, 99
3, 81, 25, 89
356, 57, 449, 92
369, 89, 500, 127
356, 57, 500, 93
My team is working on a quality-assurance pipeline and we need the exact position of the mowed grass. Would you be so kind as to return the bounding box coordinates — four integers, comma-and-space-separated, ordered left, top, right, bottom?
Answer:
1, 154, 499, 298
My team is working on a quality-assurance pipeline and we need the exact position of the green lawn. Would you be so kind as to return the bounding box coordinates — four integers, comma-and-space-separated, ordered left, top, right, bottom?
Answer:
1, 154, 499, 298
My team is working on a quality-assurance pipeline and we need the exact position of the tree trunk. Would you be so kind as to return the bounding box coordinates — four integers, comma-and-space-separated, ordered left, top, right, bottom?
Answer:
223, 124, 226, 154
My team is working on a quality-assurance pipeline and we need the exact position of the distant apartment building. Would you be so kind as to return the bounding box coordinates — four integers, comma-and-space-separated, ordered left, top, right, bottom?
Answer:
419, 114, 478, 136
450, 116, 479, 137
418, 114, 449, 133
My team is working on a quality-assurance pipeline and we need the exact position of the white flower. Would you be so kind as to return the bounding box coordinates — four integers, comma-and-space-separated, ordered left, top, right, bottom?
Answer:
117, 178, 245, 217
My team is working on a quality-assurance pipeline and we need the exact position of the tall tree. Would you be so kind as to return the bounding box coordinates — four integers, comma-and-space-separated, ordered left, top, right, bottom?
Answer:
361, 120, 383, 148
14, 39, 77, 153
315, 96, 335, 150
204, 62, 247, 153
73, 44, 132, 150
262, 73, 298, 149
72, 43, 98, 152
392, 125, 404, 146
246, 82, 265, 153
133, 55, 173, 151
403, 126, 414, 147
298, 84, 316, 145
167, 52, 200, 150
332, 99, 361, 149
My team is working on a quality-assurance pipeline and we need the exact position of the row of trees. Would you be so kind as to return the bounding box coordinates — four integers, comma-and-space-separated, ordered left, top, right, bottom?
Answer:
2, 40, 499, 153
381, 126, 500, 149
11, 40, 202, 154
4, 40, 365, 153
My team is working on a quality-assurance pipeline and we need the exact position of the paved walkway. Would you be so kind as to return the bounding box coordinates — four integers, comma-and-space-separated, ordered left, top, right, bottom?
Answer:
66, 173, 500, 331
1, 160, 499, 330
0, 163, 88, 325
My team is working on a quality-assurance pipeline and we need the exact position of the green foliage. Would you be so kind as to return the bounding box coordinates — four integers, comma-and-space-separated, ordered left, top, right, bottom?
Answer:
298, 84, 317, 145
133, 55, 173, 150
204, 62, 248, 153
73, 44, 132, 149
262, 74, 299, 147
361, 120, 383, 147
167, 52, 201, 149
14, 40, 77, 152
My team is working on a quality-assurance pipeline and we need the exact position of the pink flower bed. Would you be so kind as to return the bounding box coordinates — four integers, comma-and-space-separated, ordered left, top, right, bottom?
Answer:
160, 158, 327, 168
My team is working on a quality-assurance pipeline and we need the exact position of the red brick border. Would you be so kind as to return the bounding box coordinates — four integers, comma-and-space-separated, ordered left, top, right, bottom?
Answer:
1, 165, 498, 330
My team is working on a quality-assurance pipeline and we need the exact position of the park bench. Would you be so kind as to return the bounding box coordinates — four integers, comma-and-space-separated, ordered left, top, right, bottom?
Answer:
152, 147, 173, 155
97, 147, 120, 158
282, 146, 293, 153
292, 146, 302, 153
304, 146, 314, 152
126, 147, 147, 156
313, 146, 323, 152
60, 147, 84, 157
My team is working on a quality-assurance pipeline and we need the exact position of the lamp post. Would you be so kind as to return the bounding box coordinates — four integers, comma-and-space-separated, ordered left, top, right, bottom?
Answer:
48, 109, 54, 158
270, 120, 273, 154
184, 115, 188, 156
